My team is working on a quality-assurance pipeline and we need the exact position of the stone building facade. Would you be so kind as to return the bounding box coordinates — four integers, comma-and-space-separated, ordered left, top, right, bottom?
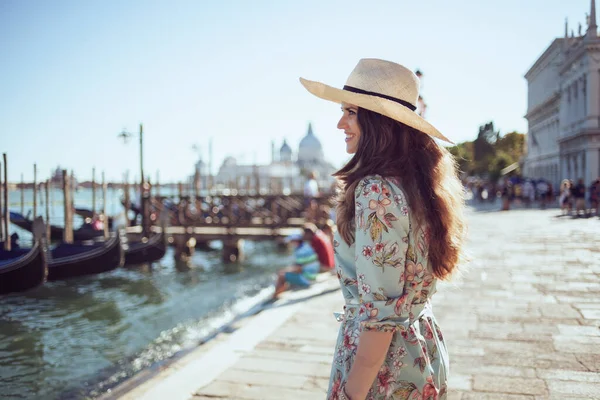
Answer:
523, 0, 600, 188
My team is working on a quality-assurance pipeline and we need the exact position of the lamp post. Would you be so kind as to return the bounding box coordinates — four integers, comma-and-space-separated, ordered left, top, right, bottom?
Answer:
118, 123, 144, 192
118, 123, 148, 235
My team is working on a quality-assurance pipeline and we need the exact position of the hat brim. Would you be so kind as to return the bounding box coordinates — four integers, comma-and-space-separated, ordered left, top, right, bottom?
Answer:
299, 77, 453, 144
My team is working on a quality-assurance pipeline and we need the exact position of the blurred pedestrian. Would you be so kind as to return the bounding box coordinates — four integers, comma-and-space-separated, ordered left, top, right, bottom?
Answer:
590, 178, 600, 217
573, 178, 586, 217
559, 179, 572, 216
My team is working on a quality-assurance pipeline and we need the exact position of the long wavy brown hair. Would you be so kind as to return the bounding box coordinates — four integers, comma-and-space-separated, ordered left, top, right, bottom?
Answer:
334, 108, 467, 280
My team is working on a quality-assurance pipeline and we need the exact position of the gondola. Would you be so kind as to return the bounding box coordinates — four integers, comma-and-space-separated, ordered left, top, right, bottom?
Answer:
47, 231, 124, 281
0, 217, 48, 295
74, 208, 114, 228
10, 211, 104, 242
124, 230, 167, 265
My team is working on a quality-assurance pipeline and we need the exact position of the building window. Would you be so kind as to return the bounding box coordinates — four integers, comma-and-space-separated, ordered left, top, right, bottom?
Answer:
581, 74, 588, 117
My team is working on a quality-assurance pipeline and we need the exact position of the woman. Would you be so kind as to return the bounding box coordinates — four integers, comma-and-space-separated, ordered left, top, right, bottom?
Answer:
300, 59, 467, 399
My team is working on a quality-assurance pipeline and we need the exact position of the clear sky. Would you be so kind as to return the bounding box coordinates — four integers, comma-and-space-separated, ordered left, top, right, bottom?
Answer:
0, 0, 595, 182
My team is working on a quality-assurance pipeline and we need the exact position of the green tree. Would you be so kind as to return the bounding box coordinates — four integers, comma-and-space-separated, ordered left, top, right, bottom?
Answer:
447, 123, 525, 180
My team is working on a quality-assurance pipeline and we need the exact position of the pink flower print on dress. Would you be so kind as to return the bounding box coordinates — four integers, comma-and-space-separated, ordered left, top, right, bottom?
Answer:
363, 302, 379, 320
381, 184, 390, 197
395, 346, 407, 358
343, 325, 360, 351
362, 245, 373, 259
369, 197, 392, 220
361, 282, 372, 294
394, 293, 409, 316
424, 319, 435, 340
370, 183, 381, 194
422, 376, 439, 400
329, 370, 343, 399
375, 242, 385, 252
375, 366, 396, 397
392, 358, 404, 371
406, 260, 425, 283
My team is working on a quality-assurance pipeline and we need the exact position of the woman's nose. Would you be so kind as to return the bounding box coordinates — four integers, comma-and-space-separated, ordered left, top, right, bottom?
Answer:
337, 115, 346, 130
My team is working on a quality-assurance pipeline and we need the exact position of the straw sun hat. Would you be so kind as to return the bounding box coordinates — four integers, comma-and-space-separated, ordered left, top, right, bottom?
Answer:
299, 58, 453, 144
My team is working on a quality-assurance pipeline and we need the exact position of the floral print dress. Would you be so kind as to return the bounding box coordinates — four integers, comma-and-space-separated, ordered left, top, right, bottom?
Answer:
328, 176, 449, 400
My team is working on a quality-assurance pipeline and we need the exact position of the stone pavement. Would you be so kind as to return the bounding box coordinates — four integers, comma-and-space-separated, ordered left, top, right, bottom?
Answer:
117, 208, 600, 400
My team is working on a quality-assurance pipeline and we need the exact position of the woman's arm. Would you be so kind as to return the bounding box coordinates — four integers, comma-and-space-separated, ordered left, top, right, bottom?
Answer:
344, 330, 393, 399
342, 177, 413, 399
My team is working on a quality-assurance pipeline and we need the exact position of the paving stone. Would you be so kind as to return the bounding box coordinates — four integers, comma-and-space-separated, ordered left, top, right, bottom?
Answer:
575, 353, 600, 372
472, 376, 547, 395
461, 393, 536, 400
234, 356, 332, 378
194, 381, 324, 399
535, 368, 600, 383
451, 364, 536, 378
448, 374, 472, 391
218, 368, 308, 388
546, 380, 600, 399
557, 324, 600, 336
539, 304, 582, 319
250, 349, 333, 364
580, 309, 600, 319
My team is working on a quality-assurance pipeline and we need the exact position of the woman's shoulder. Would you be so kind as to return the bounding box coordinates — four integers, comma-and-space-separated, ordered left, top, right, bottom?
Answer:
354, 175, 406, 197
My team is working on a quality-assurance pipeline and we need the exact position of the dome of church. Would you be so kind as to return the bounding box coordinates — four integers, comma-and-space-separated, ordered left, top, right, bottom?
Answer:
280, 140, 292, 154
298, 123, 322, 151
298, 123, 324, 164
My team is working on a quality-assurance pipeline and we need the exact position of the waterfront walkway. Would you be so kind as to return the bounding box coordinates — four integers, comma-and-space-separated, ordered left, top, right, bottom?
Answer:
113, 208, 600, 400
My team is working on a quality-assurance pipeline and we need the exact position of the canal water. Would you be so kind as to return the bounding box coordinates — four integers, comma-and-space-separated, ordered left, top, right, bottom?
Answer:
0, 188, 294, 399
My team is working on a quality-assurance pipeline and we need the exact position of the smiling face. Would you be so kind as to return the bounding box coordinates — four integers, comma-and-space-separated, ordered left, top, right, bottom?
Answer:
337, 102, 362, 154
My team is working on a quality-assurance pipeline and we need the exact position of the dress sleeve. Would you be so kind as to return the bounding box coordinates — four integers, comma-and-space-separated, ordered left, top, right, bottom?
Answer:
354, 177, 414, 332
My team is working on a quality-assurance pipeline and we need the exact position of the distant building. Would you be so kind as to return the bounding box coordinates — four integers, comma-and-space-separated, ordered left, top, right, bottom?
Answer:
212, 123, 337, 194
523, 0, 600, 188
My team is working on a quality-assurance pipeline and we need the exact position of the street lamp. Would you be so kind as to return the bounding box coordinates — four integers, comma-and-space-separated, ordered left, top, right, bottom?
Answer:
118, 123, 147, 234
118, 123, 144, 193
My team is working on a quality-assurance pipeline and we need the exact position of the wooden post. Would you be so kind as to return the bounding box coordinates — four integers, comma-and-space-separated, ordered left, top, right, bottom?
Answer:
254, 165, 260, 194
33, 164, 37, 218
20, 173, 24, 214
0, 162, 4, 241
155, 170, 160, 198
123, 176, 130, 228
49, 172, 53, 213
2, 154, 10, 251
92, 167, 96, 213
102, 171, 108, 238
139, 123, 144, 203
45, 180, 50, 241
0, 162, 3, 242
178, 182, 183, 201
62, 169, 73, 243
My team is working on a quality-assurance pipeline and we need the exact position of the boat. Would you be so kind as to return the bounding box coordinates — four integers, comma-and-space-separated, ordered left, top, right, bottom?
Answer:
47, 231, 124, 281
73, 208, 114, 229
124, 230, 167, 265
10, 211, 104, 242
0, 217, 48, 295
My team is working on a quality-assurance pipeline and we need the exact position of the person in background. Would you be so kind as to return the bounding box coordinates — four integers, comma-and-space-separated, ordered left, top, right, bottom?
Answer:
559, 179, 572, 216
573, 178, 586, 217
302, 222, 335, 273
304, 171, 320, 198
273, 233, 321, 298
589, 178, 600, 217
536, 179, 549, 209
304, 171, 320, 222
